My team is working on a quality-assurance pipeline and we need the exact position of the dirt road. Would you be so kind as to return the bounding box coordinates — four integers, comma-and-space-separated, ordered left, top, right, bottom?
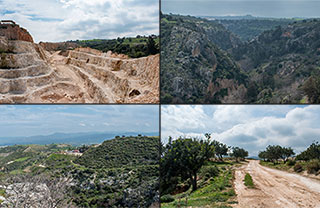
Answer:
233, 160, 320, 208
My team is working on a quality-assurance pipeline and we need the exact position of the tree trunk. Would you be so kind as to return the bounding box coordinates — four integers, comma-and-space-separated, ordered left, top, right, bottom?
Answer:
191, 172, 197, 192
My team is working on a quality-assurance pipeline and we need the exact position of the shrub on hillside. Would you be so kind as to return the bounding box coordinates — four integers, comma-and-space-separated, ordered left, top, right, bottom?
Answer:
200, 165, 220, 180
307, 160, 320, 174
287, 160, 296, 166
160, 194, 175, 203
294, 164, 303, 173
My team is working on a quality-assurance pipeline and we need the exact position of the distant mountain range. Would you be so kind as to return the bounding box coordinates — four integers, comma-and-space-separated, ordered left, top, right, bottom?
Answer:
200, 14, 307, 20
0, 131, 159, 146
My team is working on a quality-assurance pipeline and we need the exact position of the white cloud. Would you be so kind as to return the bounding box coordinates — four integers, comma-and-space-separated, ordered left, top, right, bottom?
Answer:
161, 105, 320, 156
79, 123, 86, 127
0, 0, 159, 42
161, 105, 207, 131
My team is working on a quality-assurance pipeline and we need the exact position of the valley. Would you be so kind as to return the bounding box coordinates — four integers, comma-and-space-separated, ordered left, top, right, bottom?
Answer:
160, 14, 320, 104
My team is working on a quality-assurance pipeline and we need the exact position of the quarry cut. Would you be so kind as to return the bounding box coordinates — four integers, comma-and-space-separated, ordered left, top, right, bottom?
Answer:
0, 21, 159, 103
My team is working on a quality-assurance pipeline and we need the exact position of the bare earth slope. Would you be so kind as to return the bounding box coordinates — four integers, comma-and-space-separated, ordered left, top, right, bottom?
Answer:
234, 160, 320, 208
0, 37, 159, 103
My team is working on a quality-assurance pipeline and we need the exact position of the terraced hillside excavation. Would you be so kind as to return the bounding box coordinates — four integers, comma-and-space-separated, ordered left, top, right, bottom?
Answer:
0, 21, 159, 103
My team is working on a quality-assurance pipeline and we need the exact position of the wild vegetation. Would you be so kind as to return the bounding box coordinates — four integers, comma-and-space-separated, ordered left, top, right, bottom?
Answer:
161, 13, 320, 104
69, 35, 159, 58
259, 142, 320, 175
243, 173, 254, 188
219, 18, 295, 41
0, 136, 159, 207
160, 134, 248, 207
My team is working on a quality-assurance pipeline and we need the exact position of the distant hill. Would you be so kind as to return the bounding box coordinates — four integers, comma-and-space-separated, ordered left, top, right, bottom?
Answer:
217, 19, 296, 41
201, 14, 259, 20
76, 136, 159, 169
0, 131, 158, 146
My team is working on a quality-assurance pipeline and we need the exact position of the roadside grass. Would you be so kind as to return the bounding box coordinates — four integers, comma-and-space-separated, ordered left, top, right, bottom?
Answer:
260, 160, 291, 171
161, 161, 238, 208
259, 160, 320, 175
244, 173, 254, 188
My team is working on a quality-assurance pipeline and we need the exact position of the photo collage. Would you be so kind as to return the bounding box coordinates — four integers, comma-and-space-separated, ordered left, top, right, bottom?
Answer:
1, 0, 320, 207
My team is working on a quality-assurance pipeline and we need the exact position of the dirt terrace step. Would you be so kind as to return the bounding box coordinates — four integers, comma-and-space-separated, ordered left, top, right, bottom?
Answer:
0, 63, 51, 79
0, 71, 55, 94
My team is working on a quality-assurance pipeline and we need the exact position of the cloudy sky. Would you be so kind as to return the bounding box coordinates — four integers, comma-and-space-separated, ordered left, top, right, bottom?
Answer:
0, 105, 159, 137
161, 105, 320, 156
0, 0, 159, 42
162, 0, 320, 18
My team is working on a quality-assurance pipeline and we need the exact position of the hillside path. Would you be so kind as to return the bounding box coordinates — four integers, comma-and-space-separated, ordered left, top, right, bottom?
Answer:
233, 160, 320, 208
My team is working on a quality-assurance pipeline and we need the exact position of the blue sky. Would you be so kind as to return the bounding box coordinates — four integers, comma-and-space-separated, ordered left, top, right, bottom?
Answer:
0, 105, 159, 137
0, 0, 159, 42
161, 105, 320, 156
162, 0, 320, 18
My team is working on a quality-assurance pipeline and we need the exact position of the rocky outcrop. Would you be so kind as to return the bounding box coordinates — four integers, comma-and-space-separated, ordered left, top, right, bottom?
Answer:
0, 20, 33, 43
0, 36, 159, 103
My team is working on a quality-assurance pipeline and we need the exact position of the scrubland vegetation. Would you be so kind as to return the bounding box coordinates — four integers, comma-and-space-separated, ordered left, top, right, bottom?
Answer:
70, 35, 159, 58
259, 142, 320, 176
0, 136, 159, 207
160, 134, 248, 207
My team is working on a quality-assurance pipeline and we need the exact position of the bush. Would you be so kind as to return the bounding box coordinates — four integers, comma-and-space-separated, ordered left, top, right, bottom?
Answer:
294, 164, 303, 173
200, 165, 220, 180
160, 194, 175, 203
244, 173, 254, 188
307, 160, 320, 174
287, 160, 296, 166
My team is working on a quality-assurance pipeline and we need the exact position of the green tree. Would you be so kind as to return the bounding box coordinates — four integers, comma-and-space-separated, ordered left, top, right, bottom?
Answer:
281, 147, 295, 163
212, 140, 229, 160
265, 145, 282, 164
147, 36, 158, 55
161, 137, 215, 192
230, 147, 248, 162
258, 151, 267, 161
296, 142, 320, 161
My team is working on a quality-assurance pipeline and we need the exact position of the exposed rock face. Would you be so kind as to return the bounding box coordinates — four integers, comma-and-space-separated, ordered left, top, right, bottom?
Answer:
65, 48, 159, 103
160, 14, 247, 103
0, 36, 159, 103
39, 42, 79, 52
0, 20, 33, 43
